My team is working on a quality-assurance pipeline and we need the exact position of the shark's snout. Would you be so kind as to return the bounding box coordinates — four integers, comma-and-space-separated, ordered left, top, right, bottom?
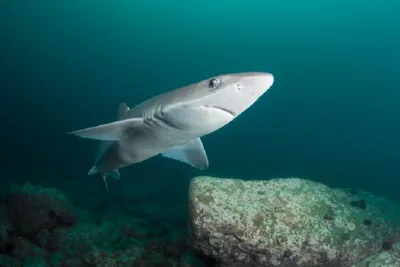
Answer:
211, 72, 273, 117
239, 72, 274, 96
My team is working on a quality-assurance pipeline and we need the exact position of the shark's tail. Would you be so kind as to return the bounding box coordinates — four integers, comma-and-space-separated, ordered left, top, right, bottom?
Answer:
88, 166, 120, 191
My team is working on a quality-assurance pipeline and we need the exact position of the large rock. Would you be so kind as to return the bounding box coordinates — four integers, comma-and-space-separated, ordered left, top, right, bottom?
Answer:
188, 176, 400, 267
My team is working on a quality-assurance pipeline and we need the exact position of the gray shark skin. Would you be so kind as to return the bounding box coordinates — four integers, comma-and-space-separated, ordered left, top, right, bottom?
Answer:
68, 72, 274, 189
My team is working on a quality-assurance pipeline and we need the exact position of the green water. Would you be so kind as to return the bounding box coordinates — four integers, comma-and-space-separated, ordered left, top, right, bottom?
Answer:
0, 1, 399, 204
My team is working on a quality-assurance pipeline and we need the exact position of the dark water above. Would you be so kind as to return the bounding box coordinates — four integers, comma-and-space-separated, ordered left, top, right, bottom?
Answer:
1, 1, 399, 205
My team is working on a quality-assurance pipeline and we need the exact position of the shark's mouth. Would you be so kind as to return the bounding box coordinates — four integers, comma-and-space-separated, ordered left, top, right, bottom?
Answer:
205, 105, 236, 117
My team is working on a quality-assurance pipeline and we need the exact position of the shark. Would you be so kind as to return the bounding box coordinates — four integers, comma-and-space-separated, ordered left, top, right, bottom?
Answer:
68, 72, 274, 189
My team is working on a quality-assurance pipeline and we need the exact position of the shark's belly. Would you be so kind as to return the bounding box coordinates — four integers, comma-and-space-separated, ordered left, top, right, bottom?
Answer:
116, 122, 189, 167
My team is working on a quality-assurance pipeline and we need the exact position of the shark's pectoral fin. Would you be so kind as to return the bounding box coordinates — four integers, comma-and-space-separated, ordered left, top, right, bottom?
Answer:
161, 138, 209, 170
68, 118, 142, 141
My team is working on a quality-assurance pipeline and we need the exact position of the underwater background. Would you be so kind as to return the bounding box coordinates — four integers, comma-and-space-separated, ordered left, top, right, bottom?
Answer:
0, 0, 400, 266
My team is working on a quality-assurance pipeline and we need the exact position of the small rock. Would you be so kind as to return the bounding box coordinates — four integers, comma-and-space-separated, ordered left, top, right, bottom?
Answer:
10, 236, 47, 260
22, 256, 47, 267
0, 254, 19, 267
180, 252, 207, 267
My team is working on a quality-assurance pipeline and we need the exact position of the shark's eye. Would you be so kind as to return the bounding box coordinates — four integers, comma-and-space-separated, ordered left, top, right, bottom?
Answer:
206, 78, 220, 89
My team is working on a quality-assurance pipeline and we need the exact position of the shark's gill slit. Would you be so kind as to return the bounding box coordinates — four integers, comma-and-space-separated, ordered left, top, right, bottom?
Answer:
154, 112, 182, 130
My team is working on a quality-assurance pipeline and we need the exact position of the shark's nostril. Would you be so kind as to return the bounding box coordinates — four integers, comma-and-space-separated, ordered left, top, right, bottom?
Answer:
236, 83, 243, 92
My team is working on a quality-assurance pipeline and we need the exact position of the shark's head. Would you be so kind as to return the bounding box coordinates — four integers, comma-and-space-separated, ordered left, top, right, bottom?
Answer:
160, 72, 274, 136
196, 72, 274, 117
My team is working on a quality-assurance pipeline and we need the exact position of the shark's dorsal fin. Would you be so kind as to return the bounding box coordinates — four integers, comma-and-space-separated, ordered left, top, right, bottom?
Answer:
118, 103, 130, 120
161, 138, 209, 170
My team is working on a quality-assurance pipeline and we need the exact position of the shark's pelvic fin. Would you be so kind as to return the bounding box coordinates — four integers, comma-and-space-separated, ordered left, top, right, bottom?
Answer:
68, 118, 142, 141
107, 170, 120, 180
118, 103, 130, 119
161, 137, 209, 170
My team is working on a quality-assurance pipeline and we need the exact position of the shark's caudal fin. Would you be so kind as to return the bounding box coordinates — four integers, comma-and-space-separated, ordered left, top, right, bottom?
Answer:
74, 103, 131, 191
88, 166, 120, 191
102, 176, 109, 191
161, 137, 209, 169
101, 170, 120, 191
68, 118, 142, 141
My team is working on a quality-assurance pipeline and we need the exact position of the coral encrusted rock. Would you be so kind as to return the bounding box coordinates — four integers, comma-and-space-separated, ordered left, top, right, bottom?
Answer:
7, 182, 76, 236
188, 176, 400, 267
